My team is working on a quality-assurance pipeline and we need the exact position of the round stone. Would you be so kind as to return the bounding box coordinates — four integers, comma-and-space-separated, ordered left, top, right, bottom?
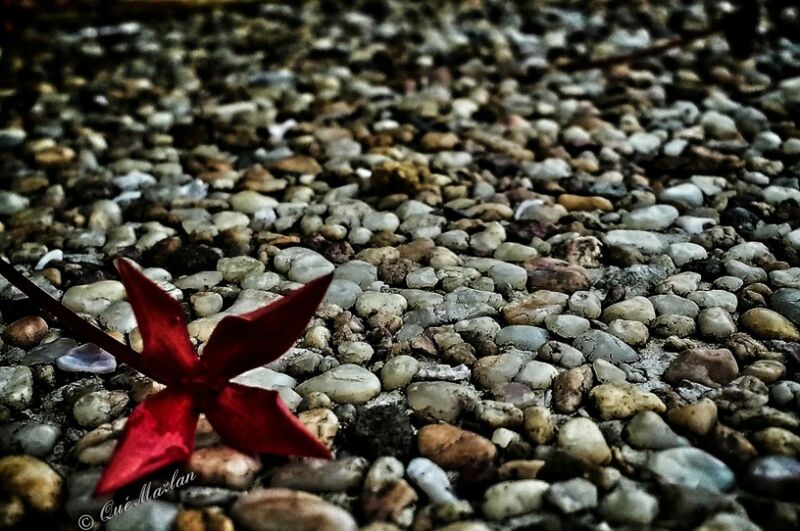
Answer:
296, 364, 381, 404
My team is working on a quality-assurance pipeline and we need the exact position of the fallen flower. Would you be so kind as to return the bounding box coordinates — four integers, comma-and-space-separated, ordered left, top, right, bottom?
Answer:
94, 258, 333, 495
0, 256, 333, 496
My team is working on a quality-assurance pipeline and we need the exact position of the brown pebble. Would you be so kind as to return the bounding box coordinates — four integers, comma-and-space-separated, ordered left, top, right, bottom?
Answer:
557, 194, 614, 212
417, 424, 496, 470
174, 509, 235, 531
3, 316, 48, 349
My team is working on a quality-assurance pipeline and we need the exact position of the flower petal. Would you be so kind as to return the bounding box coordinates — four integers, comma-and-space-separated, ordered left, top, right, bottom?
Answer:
94, 387, 198, 496
199, 273, 332, 380
204, 383, 331, 459
115, 258, 197, 384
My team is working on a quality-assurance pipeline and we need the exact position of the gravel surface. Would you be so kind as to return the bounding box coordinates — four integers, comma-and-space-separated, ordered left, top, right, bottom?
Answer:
1, 1, 800, 530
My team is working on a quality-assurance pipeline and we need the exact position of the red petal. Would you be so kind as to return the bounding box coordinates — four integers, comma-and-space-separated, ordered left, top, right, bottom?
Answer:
199, 273, 332, 380
115, 258, 197, 384
204, 383, 331, 459
94, 388, 198, 496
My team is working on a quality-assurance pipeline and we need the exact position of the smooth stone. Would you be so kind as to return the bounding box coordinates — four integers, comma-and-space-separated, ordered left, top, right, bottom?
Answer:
600, 485, 659, 525
573, 330, 638, 363
740, 308, 800, 341
695, 513, 762, 531
496, 326, 550, 351
22, 338, 79, 365
649, 294, 699, 317
626, 411, 689, 449
660, 183, 704, 207
355, 291, 408, 317
72, 390, 129, 428
231, 488, 357, 531
569, 291, 602, 319
324, 279, 362, 309
592, 359, 626, 383
407, 382, 478, 423
647, 448, 735, 492
557, 418, 611, 465
663, 348, 738, 388
0, 366, 33, 409
380, 356, 420, 390
0, 421, 61, 457
771, 288, 800, 325
746, 456, 800, 498
589, 382, 665, 420
602, 296, 656, 324
621, 205, 679, 230
274, 248, 334, 283
334, 260, 378, 288
217, 256, 265, 282
2, 316, 48, 349
56, 343, 118, 374
546, 478, 598, 514
604, 230, 669, 254
62, 280, 126, 316
544, 314, 591, 338
652, 314, 696, 337
688, 290, 738, 312
698, 307, 736, 339
0, 455, 62, 513
406, 458, 458, 504
515, 361, 558, 389
106, 501, 178, 531
190, 292, 224, 317
270, 457, 368, 492
418, 424, 496, 470
668, 242, 708, 266
482, 480, 549, 520
296, 364, 380, 404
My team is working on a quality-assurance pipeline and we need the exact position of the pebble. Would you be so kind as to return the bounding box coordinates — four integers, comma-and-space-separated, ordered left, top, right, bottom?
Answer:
0, 455, 62, 513
56, 343, 118, 374
270, 457, 368, 492
604, 230, 668, 254
62, 280, 126, 316
600, 484, 659, 525
407, 382, 478, 423
406, 458, 458, 504
0, 366, 33, 410
106, 501, 179, 531
0, 421, 61, 457
740, 308, 800, 340
546, 478, 597, 514
274, 247, 335, 283
557, 418, 611, 465
698, 307, 737, 339
746, 456, 800, 498
380, 356, 420, 390
418, 424, 496, 470
663, 348, 738, 388
232, 488, 359, 531
495, 325, 549, 351
188, 447, 261, 490
626, 411, 689, 449
2, 316, 48, 349
589, 382, 665, 420
622, 205, 679, 230
72, 390, 129, 427
482, 480, 549, 520
296, 364, 381, 404
647, 447, 735, 492
573, 330, 638, 363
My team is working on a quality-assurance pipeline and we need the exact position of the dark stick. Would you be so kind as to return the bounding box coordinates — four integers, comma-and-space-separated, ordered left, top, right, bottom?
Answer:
0, 257, 147, 374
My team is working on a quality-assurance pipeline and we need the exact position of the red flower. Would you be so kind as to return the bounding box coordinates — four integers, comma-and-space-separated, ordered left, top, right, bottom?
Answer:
93, 258, 333, 495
